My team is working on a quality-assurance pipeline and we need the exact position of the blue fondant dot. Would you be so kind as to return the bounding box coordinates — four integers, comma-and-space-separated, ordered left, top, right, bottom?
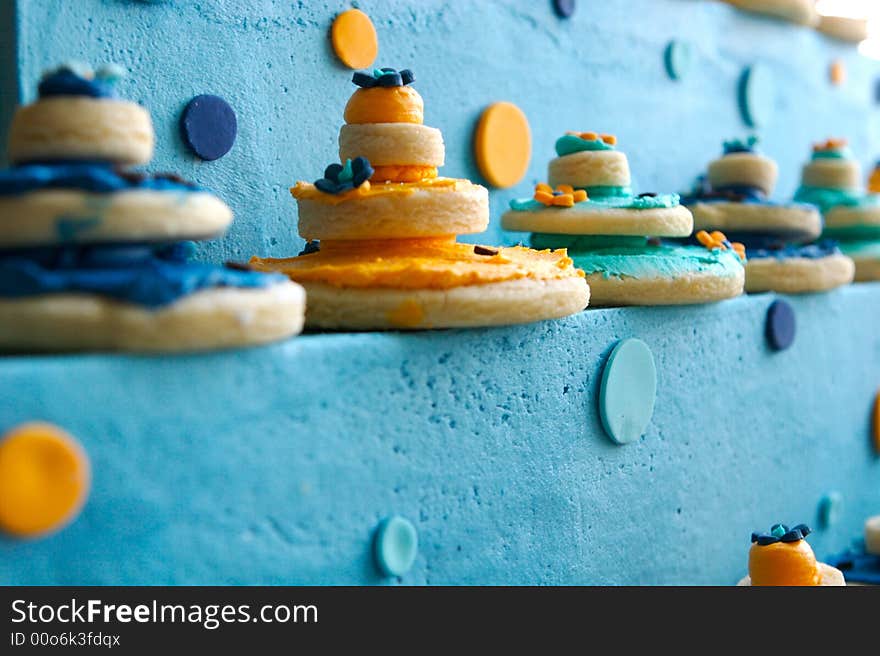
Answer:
766, 299, 796, 351
553, 0, 575, 19
818, 492, 843, 529
180, 95, 237, 161
664, 40, 692, 81
739, 64, 775, 128
374, 516, 418, 578
599, 338, 657, 445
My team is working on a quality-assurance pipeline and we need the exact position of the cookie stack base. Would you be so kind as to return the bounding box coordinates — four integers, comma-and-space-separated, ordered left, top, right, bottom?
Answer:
0, 283, 305, 352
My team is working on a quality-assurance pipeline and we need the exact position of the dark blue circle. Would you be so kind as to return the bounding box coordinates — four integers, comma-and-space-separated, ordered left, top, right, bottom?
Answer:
766, 299, 796, 351
180, 94, 237, 161
553, 0, 575, 19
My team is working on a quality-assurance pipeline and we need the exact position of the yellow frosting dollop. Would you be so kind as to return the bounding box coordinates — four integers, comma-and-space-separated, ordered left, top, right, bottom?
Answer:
251, 237, 584, 290
344, 86, 424, 124
371, 165, 438, 183
748, 540, 821, 586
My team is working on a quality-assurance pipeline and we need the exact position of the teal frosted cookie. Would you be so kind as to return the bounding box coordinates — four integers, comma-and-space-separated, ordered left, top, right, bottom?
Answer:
502, 132, 744, 306
530, 234, 745, 307
684, 137, 854, 294
794, 139, 880, 282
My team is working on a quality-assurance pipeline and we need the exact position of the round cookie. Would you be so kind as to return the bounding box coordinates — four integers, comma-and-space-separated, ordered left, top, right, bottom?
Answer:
502, 203, 692, 237
837, 241, 880, 282
824, 203, 880, 231
544, 237, 745, 307
299, 277, 589, 330
723, 0, 818, 26
689, 201, 822, 242
9, 97, 154, 166
745, 251, 855, 294
707, 151, 778, 196
251, 241, 589, 329
548, 149, 631, 189
802, 157, 861, 191
0, 188, 232, 247
0, 281, 305, 352
338, 123, 445, 168
817, 15, 869, 43
293, 177, 489, 240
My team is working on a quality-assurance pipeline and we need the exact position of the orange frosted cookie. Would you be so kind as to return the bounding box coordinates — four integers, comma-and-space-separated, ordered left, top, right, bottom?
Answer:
737, 523, 844, 586
249, 67, 591, 329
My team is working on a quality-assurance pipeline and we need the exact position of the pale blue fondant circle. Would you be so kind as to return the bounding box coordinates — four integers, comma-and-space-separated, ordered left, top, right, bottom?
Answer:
665, 40, 692, 81
818, 492, 843, 529
599, 338, 657, 445
740, 63, 775, 128
374, 516, 418, 577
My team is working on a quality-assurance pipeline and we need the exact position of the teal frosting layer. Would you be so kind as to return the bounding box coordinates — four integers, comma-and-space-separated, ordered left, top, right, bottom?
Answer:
509, 192, 680, 213
837, 239, 880, 259
794, 185, 880, 214
811, 148, 853, 160
530, 234, 743, 281
554, 134, 615, 157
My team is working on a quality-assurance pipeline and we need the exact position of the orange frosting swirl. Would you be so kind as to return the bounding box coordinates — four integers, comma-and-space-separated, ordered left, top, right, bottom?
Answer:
251, 238, 583, 290
344, 86, 424, 124
370, 165, 437, 183
748, 540, 821, 586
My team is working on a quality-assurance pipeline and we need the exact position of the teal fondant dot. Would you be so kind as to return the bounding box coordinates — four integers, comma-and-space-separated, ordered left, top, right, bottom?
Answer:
599, 338, 657, 445
664, 40, 692, 81
739, 64, 775, 128
374, 516, 418, 577
818, 492, 843, 529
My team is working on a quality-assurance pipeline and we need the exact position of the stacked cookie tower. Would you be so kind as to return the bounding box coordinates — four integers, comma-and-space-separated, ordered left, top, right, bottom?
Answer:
502, 131, 745, 306
0, 63, 304, 351
794, 139, 880, 281
686, 138, 854, 293
252, 68, 588, 329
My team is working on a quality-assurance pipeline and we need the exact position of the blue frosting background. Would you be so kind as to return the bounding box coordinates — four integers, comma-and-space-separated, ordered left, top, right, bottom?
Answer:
0, 1, 879, 585
1, 288, 879, 584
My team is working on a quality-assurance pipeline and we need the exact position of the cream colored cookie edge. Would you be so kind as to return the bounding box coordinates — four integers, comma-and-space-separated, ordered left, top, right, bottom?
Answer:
584, 266, 744, 307
689, 202, 822, 240
548, 150, 631, 189
501, 204, 693, 237
825, 203, 880, 229
298, 182, 489, 240
8, 97, 155, 166
745, 253, 855, 293
707, 152, 779, 196
300, 276, 589, 330
724, 0, 818, 26
338, 123, 445, 167
0, 282, 305, 352
0, 189, 233, 247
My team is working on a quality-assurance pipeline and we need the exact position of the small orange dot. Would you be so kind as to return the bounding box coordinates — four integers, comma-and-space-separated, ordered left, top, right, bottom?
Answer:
474, 101, 532, 189
331, 9, 378, 70
0, 422, 90, 538
830, 59, 846, 86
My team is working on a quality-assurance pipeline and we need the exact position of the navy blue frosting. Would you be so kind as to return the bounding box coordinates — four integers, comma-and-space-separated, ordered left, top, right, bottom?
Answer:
0, 163, 201, 195
746, 240, 841, 260
0, 244, 286, 308
38, 69, 116, 99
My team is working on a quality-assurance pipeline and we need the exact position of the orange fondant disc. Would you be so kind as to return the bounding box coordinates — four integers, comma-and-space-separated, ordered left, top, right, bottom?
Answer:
830, 59, 846, 86
331, 9, 378, 70
0, 422, 91, 538
474, 101, 532, 189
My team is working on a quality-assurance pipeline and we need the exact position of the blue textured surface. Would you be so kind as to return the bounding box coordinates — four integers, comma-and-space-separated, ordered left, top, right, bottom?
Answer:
1, 287, 879, 585
8, 0, 880, 261
2, 1, 880, 585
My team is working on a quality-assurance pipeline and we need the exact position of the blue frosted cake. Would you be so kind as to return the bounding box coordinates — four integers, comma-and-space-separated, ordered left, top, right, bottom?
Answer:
0, 0, 878, 586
